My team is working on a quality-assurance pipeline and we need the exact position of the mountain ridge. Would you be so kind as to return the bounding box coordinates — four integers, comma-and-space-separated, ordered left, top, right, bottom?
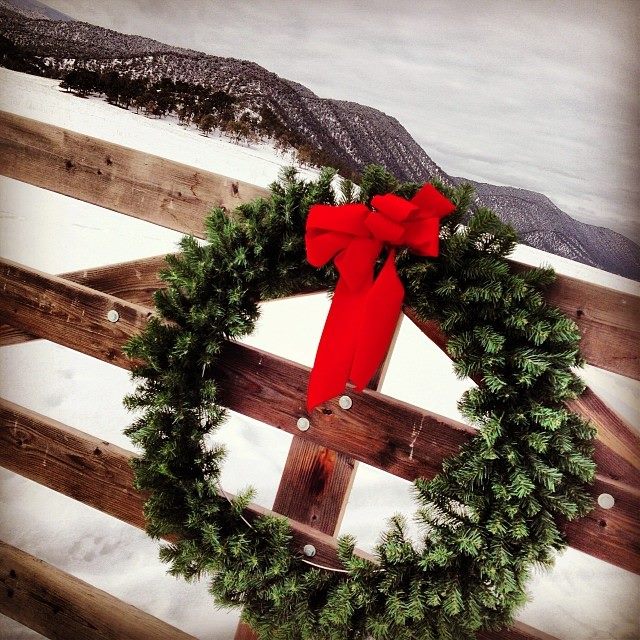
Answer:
0, 4, 638, 280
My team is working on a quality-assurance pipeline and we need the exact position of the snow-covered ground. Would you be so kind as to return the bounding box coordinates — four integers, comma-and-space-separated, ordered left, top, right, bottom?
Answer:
0, 68, 638, 640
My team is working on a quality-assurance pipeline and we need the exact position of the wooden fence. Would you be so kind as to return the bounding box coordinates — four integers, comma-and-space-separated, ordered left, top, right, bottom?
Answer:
0, 110, 638, 640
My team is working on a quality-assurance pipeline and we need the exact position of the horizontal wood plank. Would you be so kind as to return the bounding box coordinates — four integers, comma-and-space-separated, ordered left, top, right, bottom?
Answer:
0, 399, 556, 640
0, 258, 152, 368
0, 261, 638, 573
0, 110, 267, 237
0, 539, 196, 640
0, 398, 363, 572
0, 110, 637, 378
4, 259, 638, 486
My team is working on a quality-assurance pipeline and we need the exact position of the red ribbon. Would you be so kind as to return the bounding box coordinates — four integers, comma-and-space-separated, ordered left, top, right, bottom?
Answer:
305, 184, 456, 410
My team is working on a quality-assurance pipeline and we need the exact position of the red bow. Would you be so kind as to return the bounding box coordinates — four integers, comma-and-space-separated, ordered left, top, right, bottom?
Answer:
305, 184, 455, 410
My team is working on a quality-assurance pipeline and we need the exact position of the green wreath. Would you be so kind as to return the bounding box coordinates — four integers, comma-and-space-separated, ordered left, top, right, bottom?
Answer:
123, 165, 596, 640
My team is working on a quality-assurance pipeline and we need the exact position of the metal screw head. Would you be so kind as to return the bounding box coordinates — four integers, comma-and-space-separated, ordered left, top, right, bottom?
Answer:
297, 417, 310, 432
106, 309, 119, 323
303, 544, 316, 558
597, 493, 615, 509
338, 395, 352, 410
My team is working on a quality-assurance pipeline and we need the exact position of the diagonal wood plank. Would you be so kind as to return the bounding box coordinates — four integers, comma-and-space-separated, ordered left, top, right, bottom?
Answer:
0, 110, 266, 237
0, 539, 197, 640
0, 399, 556, 640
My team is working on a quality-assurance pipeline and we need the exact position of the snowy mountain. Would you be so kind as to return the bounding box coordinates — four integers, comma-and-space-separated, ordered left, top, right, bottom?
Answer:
1, 65, 639, 640
0, 4, 638, 280
0, 0, 71, 21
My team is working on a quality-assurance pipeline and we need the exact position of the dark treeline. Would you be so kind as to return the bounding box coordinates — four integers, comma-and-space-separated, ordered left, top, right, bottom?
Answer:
0, 34, 352, 175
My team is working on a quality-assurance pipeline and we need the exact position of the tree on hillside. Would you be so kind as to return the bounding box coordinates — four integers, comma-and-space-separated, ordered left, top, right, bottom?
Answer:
198, 113, 218, 136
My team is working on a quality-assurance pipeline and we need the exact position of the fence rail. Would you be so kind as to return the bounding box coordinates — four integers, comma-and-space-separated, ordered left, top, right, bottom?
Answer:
0, 540, 197, 640
1, 110, 638, 381
0, 110, 638, 640
0, 399, 558, 640
1, 257, 638, 575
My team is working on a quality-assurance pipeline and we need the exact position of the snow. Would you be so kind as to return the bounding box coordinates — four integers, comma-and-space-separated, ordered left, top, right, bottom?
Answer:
0, 68, 638, 640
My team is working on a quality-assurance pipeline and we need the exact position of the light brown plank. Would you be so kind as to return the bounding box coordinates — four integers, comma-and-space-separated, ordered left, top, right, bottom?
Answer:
0, 110, 268, 237
0, 255, 167, 347
403, 308, 640, 491
0, 399, 556, 640
0, 540, 196, 640
1, 260, 638, 573
511, 262, 640, 381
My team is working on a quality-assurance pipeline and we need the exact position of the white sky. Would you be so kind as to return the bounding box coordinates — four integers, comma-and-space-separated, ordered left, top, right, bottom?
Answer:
43, 0, 639, 241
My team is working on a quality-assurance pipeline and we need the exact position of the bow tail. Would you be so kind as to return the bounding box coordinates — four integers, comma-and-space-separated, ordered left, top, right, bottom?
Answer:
349, 250, 405, 390
306, 279, 369, 411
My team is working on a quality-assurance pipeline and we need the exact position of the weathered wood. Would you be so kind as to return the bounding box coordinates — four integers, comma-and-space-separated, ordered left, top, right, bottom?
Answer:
0, 400, 558, 640
567, 387, 640, 489
234, 441, 359, 640
0, 256, 167, 347
478, 621, 561, 640
1, 262, 638, 572
511, 262, 640, 381
0, 110, 268, 237
0, 540, 196, 640
1, 110, 637, 378
235, 325, 402, 640
0, 398, 367, 572
0, 258, 151, 369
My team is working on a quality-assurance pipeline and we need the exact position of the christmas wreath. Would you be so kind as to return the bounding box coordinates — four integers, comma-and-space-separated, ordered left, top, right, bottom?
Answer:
123, 165, 596, 640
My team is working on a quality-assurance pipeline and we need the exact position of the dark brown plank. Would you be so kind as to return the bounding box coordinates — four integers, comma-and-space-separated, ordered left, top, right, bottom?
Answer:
0, 398, 365, 572
0, 258, 152, 368
0, 399, 556, 640
0, 110, 268, 237
0, 540, 197, 640
1, 261, 638, 573
478, 622, 561, 640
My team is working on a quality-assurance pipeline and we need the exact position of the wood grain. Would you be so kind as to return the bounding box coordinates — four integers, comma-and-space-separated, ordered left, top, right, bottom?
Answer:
0, 255, 167, 347
0, 398, 368, 572
1, 262, 638, 573
403, 309, 640, 490
1, 110, 637, 378
511, 261, 640, 381
0, 540, 197, 640
0, 258, 152, 369
234, 320, 402, 639
0, 110, 268, 237
0, 399, 556, 640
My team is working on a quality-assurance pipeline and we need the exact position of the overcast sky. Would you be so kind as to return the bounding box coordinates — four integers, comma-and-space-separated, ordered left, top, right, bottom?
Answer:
44, 0, 639, 241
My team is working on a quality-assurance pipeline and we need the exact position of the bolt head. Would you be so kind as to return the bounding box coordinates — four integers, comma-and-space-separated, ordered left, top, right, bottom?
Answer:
338, 395, 352, 410
597, 493, 615, 509
296, 417, 310, 432
107, 309, 119, 323
303, 544, 316, 558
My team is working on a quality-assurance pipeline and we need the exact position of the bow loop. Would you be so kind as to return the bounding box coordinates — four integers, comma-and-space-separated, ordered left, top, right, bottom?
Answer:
305, 183, 455, 410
